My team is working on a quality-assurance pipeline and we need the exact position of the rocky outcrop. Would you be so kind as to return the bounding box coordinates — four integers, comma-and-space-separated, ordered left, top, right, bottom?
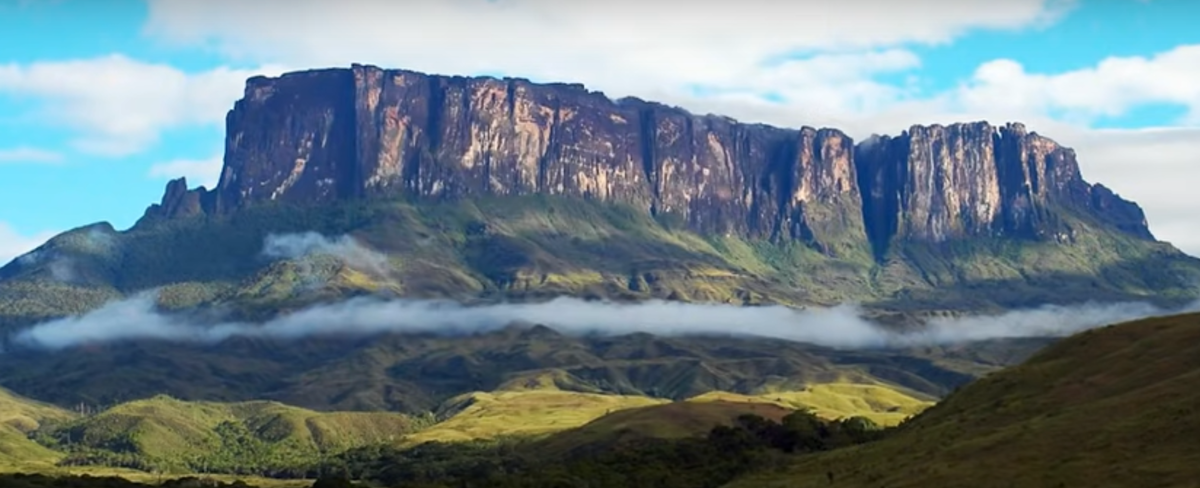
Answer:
143, 65, 1155, 259
855, 122, 1153, 257
142, 177, 214, 222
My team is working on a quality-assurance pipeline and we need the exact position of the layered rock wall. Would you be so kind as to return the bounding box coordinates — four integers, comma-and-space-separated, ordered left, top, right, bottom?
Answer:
143, 65, 1153, 258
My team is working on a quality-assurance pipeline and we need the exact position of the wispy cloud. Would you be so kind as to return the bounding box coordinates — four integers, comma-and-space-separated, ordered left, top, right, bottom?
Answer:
262, 232, 392, 277
9, 292, 1196, 352
0, 146, 63, 164
0, 55, 286, 157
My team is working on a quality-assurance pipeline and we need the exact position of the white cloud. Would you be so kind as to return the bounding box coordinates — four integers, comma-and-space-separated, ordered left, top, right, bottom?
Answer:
0, 55, 285, 157
140, 0, 1072, 98
148, 153, 222, 188
0, 146, 63, 164
950, 46, 1200, 122
15, 292, 1197, 351
262, 232, 393, 277
0, 222, 56, 266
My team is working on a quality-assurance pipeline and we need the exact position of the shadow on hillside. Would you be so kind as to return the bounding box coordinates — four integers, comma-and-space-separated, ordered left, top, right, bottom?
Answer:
0, 327, 981, 415
865, 250, 1200, 312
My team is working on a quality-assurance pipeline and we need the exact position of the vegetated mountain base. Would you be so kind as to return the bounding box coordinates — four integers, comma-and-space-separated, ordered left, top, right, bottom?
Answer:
2, 195, 1195, 331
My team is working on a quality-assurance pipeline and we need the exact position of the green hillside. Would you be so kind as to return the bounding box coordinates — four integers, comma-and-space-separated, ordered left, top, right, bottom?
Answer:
2, 196, 1196, 332
0, 379, 926, 478
404, 389, 668, 444
532, 399, 798, 456
34, 395, 415, 475
727, 311, 1200, 488
686, 383, 933, 426
0, 388, 74, 470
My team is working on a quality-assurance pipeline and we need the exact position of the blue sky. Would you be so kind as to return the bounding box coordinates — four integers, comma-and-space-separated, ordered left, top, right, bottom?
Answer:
2, 0, 1199, 261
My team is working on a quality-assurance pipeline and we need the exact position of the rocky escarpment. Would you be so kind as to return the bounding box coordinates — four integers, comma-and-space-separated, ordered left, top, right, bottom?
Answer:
855, 123, 1152, 257
143, 64, 1154, 259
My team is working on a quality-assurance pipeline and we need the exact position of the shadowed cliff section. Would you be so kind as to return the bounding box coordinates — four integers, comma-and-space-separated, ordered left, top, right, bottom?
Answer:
855, 122, 1154, 259
143, 64, 1154, 263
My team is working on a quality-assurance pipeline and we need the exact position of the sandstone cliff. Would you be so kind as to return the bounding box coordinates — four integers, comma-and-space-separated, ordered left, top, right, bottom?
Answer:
143, 64, 1153, 259
855, 122, 1152, 257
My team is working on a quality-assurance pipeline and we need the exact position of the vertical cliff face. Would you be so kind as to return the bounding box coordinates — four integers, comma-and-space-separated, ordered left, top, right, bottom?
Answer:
217, 69, 362, 212
177, 64, 865, 249
855, 121, 1153, 257
142, 65, 1154, 261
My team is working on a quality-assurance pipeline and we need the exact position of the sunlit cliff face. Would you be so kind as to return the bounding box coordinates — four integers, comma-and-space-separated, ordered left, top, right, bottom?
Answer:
145, 66, 1153, 262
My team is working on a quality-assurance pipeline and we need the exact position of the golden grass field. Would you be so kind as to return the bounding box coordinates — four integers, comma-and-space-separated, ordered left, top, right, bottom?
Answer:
403, 390, 668, 444
687, 382, 934, 426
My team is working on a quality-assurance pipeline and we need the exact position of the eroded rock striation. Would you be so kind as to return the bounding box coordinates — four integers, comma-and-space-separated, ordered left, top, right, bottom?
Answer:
855, 122, 1152, 256
143, 64, 1153, 259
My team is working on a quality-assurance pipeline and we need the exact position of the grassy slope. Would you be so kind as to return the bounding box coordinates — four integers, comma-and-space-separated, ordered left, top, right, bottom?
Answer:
42, 395, 414, 473
533, 400, 797, 456
686, 382, 933, 426
0, 388, 74, 469
728, 312, 1200, 488
405, 390, 667, 444
407, 378, 932, 447
4, 379, 930, 475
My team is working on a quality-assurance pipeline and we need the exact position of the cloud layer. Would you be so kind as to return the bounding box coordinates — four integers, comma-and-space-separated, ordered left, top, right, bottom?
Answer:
0, 55, 285, 157
10, 292, 1195, 352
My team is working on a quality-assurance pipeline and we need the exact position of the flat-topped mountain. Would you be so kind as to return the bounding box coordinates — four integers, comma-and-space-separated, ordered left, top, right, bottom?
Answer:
146, 64, 1151, 260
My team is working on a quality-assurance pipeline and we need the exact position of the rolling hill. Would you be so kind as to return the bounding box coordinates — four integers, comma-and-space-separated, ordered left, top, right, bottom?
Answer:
727, 311, 1200, 488
36, 395, 415, 475
0, 388, 74, 470
531, 399, 799, 456
2, 377, 931, 477
685, 383, 932, 426
404, 389, 667, 444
